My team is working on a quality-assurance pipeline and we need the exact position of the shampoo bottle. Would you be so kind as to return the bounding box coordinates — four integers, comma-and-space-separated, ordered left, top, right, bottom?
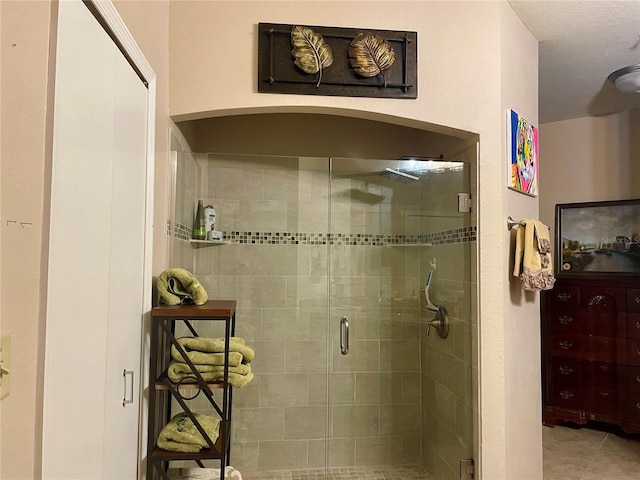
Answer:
192, 200, 206, 240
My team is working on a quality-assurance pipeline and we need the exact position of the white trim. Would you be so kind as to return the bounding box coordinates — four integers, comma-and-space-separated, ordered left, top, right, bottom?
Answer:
86, 0, 155, 84
83, 2, 156, 478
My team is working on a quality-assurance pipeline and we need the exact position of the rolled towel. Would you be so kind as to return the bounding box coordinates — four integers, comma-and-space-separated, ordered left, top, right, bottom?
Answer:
171, 336, 255, 365
157, 412, 220, 453
168, 361, 254, 388
157, 268, 208, 306
167, 466, 243, 479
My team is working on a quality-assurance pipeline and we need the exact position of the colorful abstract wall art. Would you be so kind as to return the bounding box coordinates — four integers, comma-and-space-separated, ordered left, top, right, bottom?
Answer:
507, 109, 539, 196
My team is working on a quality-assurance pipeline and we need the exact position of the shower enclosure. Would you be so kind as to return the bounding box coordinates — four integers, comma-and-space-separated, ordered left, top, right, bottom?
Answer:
168, 151, 476, 479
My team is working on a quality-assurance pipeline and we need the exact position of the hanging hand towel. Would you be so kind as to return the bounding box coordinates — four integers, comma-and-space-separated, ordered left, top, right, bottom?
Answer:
513, 219, 556, 291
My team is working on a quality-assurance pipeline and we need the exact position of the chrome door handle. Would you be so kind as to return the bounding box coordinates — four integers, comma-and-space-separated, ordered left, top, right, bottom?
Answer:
340, 316, 349, 355
123, 369, 134, 406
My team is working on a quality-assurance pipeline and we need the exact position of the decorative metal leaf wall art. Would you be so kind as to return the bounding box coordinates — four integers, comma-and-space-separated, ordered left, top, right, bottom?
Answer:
258, 23, 417, 99
291, 26, 334, 87
349, 33, 396, 87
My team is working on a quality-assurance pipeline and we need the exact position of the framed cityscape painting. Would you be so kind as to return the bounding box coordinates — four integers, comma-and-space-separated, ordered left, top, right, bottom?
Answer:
556, 199, 640, 276
507, 109, 538, 197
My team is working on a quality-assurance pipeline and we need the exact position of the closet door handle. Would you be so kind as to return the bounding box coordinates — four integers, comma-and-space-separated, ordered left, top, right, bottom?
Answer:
340, 316, 349, 355
123, 369, 134, 406
557, 293, 572, 302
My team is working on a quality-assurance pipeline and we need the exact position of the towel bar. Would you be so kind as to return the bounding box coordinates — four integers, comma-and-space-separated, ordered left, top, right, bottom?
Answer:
507, 216, 550, 231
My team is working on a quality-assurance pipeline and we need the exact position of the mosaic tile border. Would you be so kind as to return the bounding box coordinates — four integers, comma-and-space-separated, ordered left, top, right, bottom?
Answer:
169, 221, 476, 246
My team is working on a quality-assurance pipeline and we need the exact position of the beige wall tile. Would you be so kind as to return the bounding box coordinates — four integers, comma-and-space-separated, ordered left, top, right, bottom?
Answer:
237, 275, 286, 309
238, 199, 288, 231
235, 308, 263, 342
230, 441, 259, 472
355, 372, 401, 405
332, 405, 379, 438
308, 373, 356, 405
285, 341, 327, 373
380, 340, 420, 372
307, 439, 327, 468
251, 341, 285, 374
260, 373, 309, 406
332, 339, 380, 373
233, 407, 284, 442
354, 436, 405, 466
257, 440, 309, 471
380, 404, 421, 436
262, 309, 310, 341
284, 406, 327, 439
286, 276, 328, 308
233, 379, 260, 408
327, 438, 356, 467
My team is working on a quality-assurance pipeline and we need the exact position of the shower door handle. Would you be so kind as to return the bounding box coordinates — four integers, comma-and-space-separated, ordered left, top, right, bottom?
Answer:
340, 316, 349, 355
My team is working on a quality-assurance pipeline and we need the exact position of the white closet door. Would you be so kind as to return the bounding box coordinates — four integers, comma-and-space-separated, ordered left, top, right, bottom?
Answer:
43, 1, 148, 478
101, 33, 148, 479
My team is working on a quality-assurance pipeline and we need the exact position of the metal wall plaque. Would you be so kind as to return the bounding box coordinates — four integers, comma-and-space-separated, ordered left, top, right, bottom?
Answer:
258, 22, 417, 99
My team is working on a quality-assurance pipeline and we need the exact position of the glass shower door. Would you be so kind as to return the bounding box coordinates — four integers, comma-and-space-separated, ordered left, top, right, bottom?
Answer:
327, 157, 474, 478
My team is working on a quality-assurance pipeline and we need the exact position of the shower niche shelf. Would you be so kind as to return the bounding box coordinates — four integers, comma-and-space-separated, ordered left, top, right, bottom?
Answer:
189, 239, 231, 247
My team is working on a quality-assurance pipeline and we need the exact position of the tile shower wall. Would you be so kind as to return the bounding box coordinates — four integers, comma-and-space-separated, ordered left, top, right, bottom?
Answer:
169, 152, 475, 476
419, 144, 477, 479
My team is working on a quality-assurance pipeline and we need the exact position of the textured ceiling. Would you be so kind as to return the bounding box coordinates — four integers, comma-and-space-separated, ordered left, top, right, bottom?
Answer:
508, 0, 640, 124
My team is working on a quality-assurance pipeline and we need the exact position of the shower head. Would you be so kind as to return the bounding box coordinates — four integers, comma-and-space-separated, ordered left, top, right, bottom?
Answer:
379, 168, 419, 183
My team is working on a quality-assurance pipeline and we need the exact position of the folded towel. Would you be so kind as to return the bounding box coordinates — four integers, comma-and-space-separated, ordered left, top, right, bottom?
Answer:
157, 412, 220, 453
157, 268, 208, 306
513, 219, 556, 291
171, 337, 255, 365
168, 361, 254, 388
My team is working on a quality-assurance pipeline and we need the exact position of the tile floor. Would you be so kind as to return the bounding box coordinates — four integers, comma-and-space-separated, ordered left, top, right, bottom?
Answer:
543, 424, 640, 480
241, 465, 432, 480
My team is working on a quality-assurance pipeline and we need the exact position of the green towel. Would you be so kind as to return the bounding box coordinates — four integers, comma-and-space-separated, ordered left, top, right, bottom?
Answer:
168, 361, 254, 388
157, 412, 220, 453
171, 337, 255, 365
157, 268, 208, 306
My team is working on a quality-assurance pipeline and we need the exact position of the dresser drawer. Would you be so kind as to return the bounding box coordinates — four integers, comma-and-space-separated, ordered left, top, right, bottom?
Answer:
548, 310, 580, 334
583, 388, 618, 416
550, 334, 580, 358
627, 289, 640, 313
627, 339, 640, 366
549, 385, 581, 410
582, 336, 623, 363
550, 286, 580, 309
550, 357, 580, 387
624, 392, 640, 421
627, 366, 640, 393
627, 313, 640, 340
582, 361, 617, 389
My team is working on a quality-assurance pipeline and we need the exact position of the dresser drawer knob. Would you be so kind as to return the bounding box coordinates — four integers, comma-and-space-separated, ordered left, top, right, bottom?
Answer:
637, 402, 640, 410
560, 391, 574, 399
636, 321, 640, 330
559, 316, 573, 325
559, 365, 574, 374
559, 341, 573, 349
637, 348, 640, 356
635, 296, 640, 304
636, 375, 640, 383
600, 392, 610, 397
557, 293, 572, 302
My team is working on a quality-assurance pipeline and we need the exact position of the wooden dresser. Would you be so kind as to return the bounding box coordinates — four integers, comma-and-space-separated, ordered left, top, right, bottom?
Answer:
541, 277, 640, 433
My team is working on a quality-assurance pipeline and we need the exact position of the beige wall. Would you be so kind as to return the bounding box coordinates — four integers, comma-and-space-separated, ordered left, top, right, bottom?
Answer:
168, 1, 539, 478
539, 109, 640, 237
499, 3, 543, 479
1, 2, 54, 478
0, 1, 171, 478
